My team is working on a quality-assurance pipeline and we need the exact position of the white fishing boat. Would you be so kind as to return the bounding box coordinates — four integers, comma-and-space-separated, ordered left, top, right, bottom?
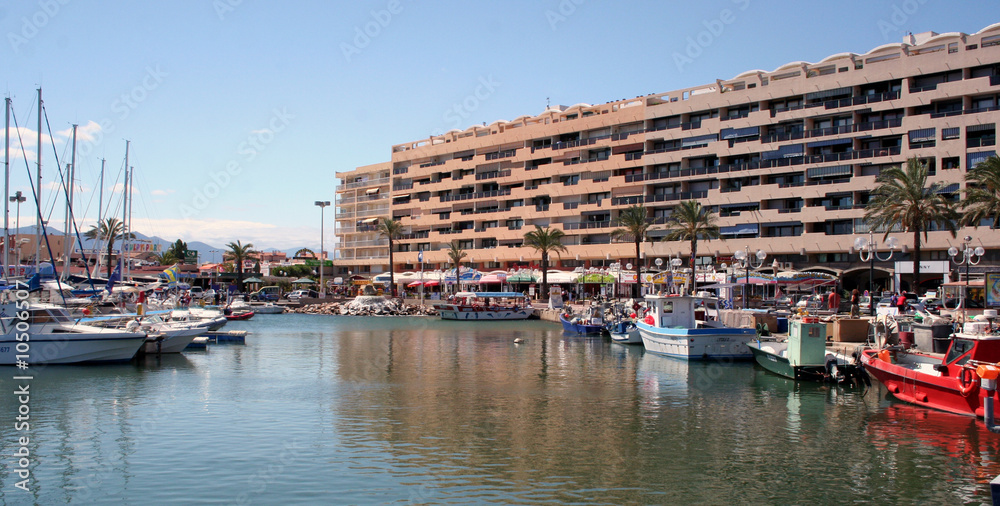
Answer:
433, 291, 534, 321
251, 302, 285, 314
635, 294, 756, 360
0, 302, 146, 364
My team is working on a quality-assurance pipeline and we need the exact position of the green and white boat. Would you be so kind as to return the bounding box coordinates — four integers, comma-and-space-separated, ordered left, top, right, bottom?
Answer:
747, 318, 869, 386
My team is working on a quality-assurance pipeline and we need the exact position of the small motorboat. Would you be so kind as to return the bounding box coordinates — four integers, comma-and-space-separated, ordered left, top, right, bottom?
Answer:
560, 305, 605, 335
748, 317, 869, 386
225, 311, 255, 321
862, 319, 1000, 417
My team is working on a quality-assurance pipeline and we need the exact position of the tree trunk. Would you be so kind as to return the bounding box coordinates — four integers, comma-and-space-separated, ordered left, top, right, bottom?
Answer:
541, 252, 549, 304
106, 238, 114, 279
912, 229, 921, 292
634, 238, 641, 299
690, 238, 698, 295
388, 239, 395, 297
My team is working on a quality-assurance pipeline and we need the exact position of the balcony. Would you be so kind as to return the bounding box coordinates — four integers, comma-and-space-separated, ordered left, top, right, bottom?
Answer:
563, 221, 612, 230
439, 188, 511, 202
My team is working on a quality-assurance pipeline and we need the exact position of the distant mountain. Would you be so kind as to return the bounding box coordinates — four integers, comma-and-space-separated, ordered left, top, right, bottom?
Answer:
11, 226, 303, 261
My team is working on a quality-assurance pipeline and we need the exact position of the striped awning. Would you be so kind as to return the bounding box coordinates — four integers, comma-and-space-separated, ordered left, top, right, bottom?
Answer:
908, 128, 936, 142
936, 183, 960, 194
681, 134, 718, 147
807, 165, 852, 178
967, 123, 996, 132
806, 87, 852, 101
720, 224, 759, 236
807, 138, 853, 148
968, 151, 997, 169
720, 126, 760, 140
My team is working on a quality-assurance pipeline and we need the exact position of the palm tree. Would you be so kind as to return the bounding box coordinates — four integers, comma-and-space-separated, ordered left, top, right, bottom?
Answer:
375, 218, 404, 297
963, 155, 1000, 229
865, 157, 959, 290
83, 217, 132, 278
663, 201, 720, 294
225, 240, 255, 291
610, 205, 652, 298
167, 239, 188, 264
446, 241, 467, 294
153, 251, 178, 266
523, 225, 567, 301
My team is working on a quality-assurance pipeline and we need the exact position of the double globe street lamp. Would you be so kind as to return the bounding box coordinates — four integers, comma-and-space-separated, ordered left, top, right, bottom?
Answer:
852, 231, 898, 316
733, 247, 766, 309
949, 236, 985, 324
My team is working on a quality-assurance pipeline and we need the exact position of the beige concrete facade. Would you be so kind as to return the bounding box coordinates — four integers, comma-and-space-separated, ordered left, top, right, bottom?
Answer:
337, 25, 1000, 291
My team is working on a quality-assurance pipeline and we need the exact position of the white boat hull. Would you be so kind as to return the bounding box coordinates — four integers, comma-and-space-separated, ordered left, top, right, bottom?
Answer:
0, 331, 146, 364
636, 323, 755, 360
435, 305, 534, 321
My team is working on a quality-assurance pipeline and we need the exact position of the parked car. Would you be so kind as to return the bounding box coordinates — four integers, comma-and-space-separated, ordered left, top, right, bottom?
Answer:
795, 294, 824, 309
287, 289, 318, 301
189, 286, 204, 298
858, 296, 871, 313
942, 297, 985, 309
251, 285, 280, 302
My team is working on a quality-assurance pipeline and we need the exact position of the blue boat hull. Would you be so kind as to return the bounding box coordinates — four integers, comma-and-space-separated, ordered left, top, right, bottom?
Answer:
560, 315, 604, 335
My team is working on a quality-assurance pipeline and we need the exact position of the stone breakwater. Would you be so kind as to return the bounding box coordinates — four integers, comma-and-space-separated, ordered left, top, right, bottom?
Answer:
289, 296, 438, 316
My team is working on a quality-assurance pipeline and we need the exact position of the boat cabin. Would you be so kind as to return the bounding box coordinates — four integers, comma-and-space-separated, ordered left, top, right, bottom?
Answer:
643, 295, 722, 329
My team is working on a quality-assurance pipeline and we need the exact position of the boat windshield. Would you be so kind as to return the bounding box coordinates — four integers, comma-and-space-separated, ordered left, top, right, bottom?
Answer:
945, 338, 975, 365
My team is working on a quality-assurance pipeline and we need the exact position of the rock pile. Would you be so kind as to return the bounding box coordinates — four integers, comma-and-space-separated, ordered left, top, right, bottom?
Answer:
289, 296, 438, 317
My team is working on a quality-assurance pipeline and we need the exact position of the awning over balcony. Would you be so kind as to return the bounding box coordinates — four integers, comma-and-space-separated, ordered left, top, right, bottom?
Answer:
807, 165, 852, 178
807, 138, 853, 148
720, 126, 760, 140
366, 188, 380, 194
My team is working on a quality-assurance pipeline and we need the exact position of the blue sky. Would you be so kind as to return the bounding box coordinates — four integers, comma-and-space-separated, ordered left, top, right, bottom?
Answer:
1, 0, 997, 255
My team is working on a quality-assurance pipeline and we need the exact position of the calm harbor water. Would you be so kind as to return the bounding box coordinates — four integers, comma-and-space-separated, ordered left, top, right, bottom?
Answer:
3, 314, 1000, 504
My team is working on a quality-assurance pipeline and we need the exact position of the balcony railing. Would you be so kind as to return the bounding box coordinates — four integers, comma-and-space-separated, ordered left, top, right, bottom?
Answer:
439, 188, 511, 202
563, 221, 612, 230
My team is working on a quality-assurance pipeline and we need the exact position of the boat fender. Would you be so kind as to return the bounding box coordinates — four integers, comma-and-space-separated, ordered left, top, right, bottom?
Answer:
644, 315, 654, 325
959, 368, 978, 397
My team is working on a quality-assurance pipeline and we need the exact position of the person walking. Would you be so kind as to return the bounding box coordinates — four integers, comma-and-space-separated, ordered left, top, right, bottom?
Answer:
828, 289, 840, 314
850, 288, 860, 318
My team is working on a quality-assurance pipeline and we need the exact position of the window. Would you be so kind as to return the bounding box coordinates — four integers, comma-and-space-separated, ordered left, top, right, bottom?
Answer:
481, 238, 497, 249
942, 157, 960, 170
942, 128, 960, 140
458, 240, 474, 249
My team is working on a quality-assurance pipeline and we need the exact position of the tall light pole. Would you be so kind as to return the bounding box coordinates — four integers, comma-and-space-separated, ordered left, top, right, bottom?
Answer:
853, 230, 898, 316
315, 201, 330, 298
9, 191, 24, 271
733, 247, 766, 310
949, 236, 984, 325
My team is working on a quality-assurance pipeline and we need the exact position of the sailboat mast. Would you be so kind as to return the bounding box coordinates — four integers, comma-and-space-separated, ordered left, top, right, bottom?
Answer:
93, 158, 105, 278
127, 165, 133, 280
4, 96, 10, 281
35, 88, 41, 272
121, 140, 129, 278
62, 124, 77, 276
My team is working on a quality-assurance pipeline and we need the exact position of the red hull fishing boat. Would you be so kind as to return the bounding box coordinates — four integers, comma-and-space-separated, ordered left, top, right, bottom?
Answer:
862, 327, 1000, 417
225, 311, 255, 321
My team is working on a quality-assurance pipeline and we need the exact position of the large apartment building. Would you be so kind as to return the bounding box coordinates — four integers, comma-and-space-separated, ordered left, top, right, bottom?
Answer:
336, 25, 1000, 292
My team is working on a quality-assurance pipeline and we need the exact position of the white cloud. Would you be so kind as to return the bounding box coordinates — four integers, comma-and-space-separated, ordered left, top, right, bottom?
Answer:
56, 120, 103, 143
150, 189, 174, 196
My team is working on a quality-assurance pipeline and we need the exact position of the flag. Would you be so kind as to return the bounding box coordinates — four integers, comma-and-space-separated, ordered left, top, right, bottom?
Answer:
106, 261, 122, 292
163, 264, 180, 286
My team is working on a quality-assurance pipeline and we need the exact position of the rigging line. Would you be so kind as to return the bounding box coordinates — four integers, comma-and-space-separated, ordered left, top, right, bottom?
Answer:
42, 111, 97, 289
10, 103, 65, 304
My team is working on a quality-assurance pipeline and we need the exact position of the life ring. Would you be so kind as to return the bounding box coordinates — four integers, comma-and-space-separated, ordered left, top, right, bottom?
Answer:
959, 367, 978, 397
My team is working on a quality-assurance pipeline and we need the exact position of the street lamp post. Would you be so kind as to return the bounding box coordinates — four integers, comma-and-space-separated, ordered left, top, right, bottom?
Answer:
733, 247, 766, 310
315, 201, 331, 298
670, 256, 683, 294
9, 191, 25, 271
853, 231, 899, 316
654, 257, 663, 296
625, 263, 633, 301
949, 236, 985, 325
